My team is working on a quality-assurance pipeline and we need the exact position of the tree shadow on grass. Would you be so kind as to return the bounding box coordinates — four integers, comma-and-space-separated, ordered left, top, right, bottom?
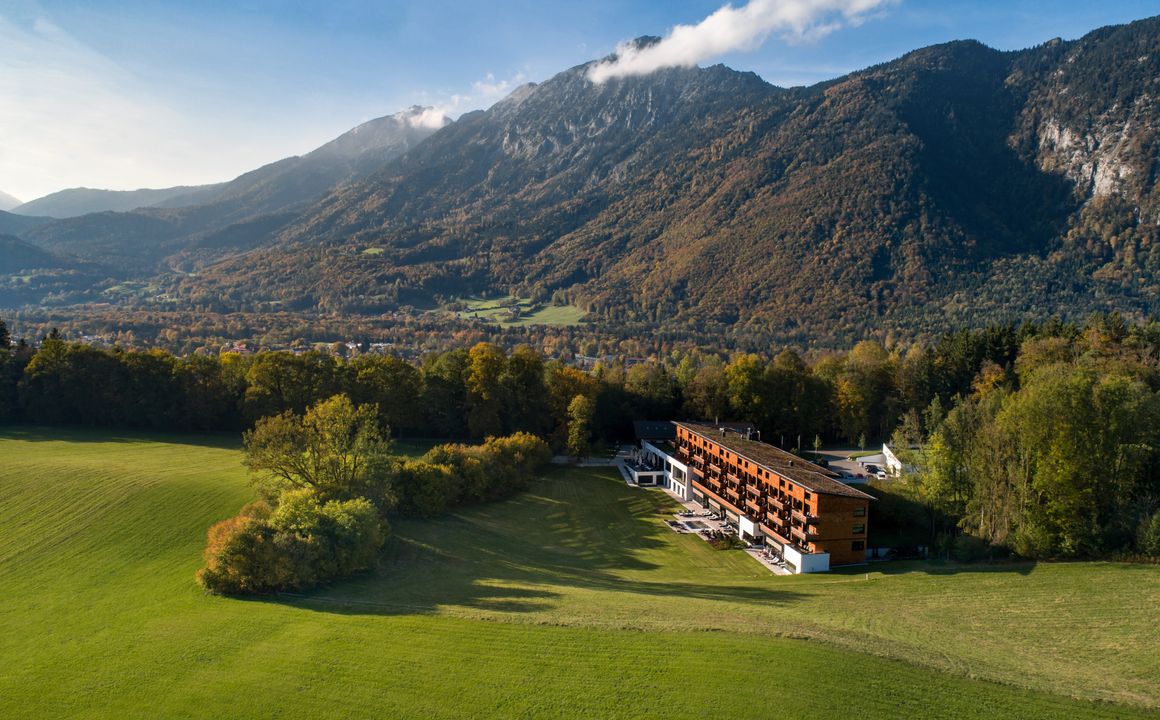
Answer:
830, 559, 1038, 577
264, 469, 808, 617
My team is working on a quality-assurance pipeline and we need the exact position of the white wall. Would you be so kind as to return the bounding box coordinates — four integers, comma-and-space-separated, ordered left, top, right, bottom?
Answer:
642, 440, 691, 501
782, 544, 831, 574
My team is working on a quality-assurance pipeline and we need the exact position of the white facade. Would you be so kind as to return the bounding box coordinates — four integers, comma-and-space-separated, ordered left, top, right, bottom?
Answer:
641, 440, 692, 501
881, 443, 916, 477
782, 544, 831, 574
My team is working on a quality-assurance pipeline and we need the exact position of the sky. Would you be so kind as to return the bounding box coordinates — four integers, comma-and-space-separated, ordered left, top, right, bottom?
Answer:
0, 0, 1156, 203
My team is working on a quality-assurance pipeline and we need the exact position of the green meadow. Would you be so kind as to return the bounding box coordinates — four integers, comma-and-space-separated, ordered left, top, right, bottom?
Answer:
1, 428, 1157, 719
451, 295, 587, 327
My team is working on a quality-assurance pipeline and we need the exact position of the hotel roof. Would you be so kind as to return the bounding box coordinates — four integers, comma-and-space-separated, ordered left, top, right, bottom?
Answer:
675, 421, 875, 500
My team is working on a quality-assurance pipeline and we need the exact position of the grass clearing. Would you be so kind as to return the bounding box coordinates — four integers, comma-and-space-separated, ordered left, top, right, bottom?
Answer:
1, 427, 1157, 718
449, 295, 587, 327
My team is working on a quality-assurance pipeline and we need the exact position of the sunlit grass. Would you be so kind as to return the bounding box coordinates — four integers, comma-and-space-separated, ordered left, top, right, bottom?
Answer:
0, 427, 1156, 718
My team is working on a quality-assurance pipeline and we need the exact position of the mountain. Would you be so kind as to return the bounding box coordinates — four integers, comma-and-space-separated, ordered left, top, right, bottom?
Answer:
0, 234, 64, 274
13, 106, 451, 271
151, 105, 453, 236
0, 210, 53, 237
0, 191, 21, 212
0, 234, 110, 307
168, 17, 1160, 343
12, 185, 223, 219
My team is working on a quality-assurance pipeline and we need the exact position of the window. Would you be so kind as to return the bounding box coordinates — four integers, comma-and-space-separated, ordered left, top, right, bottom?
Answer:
853, 506, 866, 517
804, 492, 811, 500
852, 540, 865, 552
853, 524, 865, 534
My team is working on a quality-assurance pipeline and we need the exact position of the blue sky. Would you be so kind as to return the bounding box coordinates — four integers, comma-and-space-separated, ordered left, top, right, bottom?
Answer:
0, 0, 1155, 201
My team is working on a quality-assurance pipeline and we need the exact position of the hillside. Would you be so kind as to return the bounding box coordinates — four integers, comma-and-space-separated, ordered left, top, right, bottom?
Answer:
169, 17, 1160, 344
0, 190, 21, 212
0, 234, 68, 274
12, 185, 223, 219
0, 429, 1156, 718
10, 106, 450, 271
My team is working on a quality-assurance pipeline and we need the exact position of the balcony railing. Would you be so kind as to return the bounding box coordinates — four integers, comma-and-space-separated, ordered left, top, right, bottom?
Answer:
745, 498, 762, 515
791, 509, 819, 525
707, 463, 722, 474
760, 523, 790, 546
768, 497, 785, 512
790, 526, 817, 543
725, 487, 741, 502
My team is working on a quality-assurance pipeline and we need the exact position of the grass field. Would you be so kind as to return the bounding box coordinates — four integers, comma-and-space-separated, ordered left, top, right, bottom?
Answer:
1, 428, 1157, 719
448, 295, 587, 327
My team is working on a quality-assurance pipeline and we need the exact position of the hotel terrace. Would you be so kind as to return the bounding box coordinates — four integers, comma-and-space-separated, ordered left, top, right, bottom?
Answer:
634, 421, 874, 573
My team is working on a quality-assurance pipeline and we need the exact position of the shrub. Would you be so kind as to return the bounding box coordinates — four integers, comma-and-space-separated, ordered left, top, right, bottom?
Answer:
407, 433, 551, 514
1138, 510, 1160, 556
951, 534, 995, 562
198, 490, 385, 595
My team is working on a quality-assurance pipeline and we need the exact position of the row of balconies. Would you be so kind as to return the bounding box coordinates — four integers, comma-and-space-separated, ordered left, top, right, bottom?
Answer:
693, 479, 820, 551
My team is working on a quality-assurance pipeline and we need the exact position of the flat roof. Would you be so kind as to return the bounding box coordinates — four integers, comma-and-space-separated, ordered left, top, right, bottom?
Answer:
633, 421, 677, 441
675, 422, 874, 500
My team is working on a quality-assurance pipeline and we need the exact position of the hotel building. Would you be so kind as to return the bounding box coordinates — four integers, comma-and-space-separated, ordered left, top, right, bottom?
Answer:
643, 422, 873, 573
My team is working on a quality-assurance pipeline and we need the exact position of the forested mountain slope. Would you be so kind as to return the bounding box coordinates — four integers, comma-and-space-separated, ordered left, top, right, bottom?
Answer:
172, 18, 1160, 343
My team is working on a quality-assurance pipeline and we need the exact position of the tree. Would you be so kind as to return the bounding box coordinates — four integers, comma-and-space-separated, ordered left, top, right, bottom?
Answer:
350, 354, 422, 435
243, 394, 394, 507
726, 353, 769, 427
0, 318, 9, 350
465, 343, 507, 439
625, 362, 677, 419
420, 349, 469, 438
501, 345, 550, 435
566, 394, 595, 461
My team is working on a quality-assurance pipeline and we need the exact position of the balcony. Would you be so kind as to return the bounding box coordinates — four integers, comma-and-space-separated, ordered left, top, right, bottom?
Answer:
707, 463, 722, 475
727, 472, 743, 485
768, 497, 785, 512
745, 498, 762, 515
790, 526, 817, 543
791, 509, 819, 526
760, 524, 790, 546
725, 487, 741, 502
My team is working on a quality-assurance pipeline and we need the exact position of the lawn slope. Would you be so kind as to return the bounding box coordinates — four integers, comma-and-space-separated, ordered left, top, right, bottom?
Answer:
0, 428, 1156, 719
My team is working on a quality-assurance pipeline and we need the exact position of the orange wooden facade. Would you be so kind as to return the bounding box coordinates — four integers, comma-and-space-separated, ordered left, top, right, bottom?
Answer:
675, 423, 871, 567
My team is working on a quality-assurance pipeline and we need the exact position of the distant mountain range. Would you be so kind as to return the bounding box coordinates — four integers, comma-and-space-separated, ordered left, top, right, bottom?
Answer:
3, 18, 1159, 345
0, 191, 21, 212
12, 186, 224, 219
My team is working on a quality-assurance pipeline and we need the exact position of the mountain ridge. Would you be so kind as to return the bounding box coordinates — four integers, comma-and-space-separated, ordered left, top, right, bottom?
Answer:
5, 17, 1160, 347
166, 16, 1159, 343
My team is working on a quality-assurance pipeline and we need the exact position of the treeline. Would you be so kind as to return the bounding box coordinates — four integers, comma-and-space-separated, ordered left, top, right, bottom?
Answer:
199, 395, 550, 595
4, 315, 1158, 454
900, 317, 1160, 560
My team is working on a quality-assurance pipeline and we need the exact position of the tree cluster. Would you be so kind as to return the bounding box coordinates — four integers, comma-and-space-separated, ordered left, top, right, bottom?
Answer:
900, 315, 1160, 559
199, 396, 392, 594
198, 395, 551, 595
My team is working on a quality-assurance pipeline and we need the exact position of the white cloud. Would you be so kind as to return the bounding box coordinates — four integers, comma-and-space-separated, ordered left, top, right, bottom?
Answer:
587, 0, 897, 84
401, 106, 451, 129
413, 70, 531, 123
